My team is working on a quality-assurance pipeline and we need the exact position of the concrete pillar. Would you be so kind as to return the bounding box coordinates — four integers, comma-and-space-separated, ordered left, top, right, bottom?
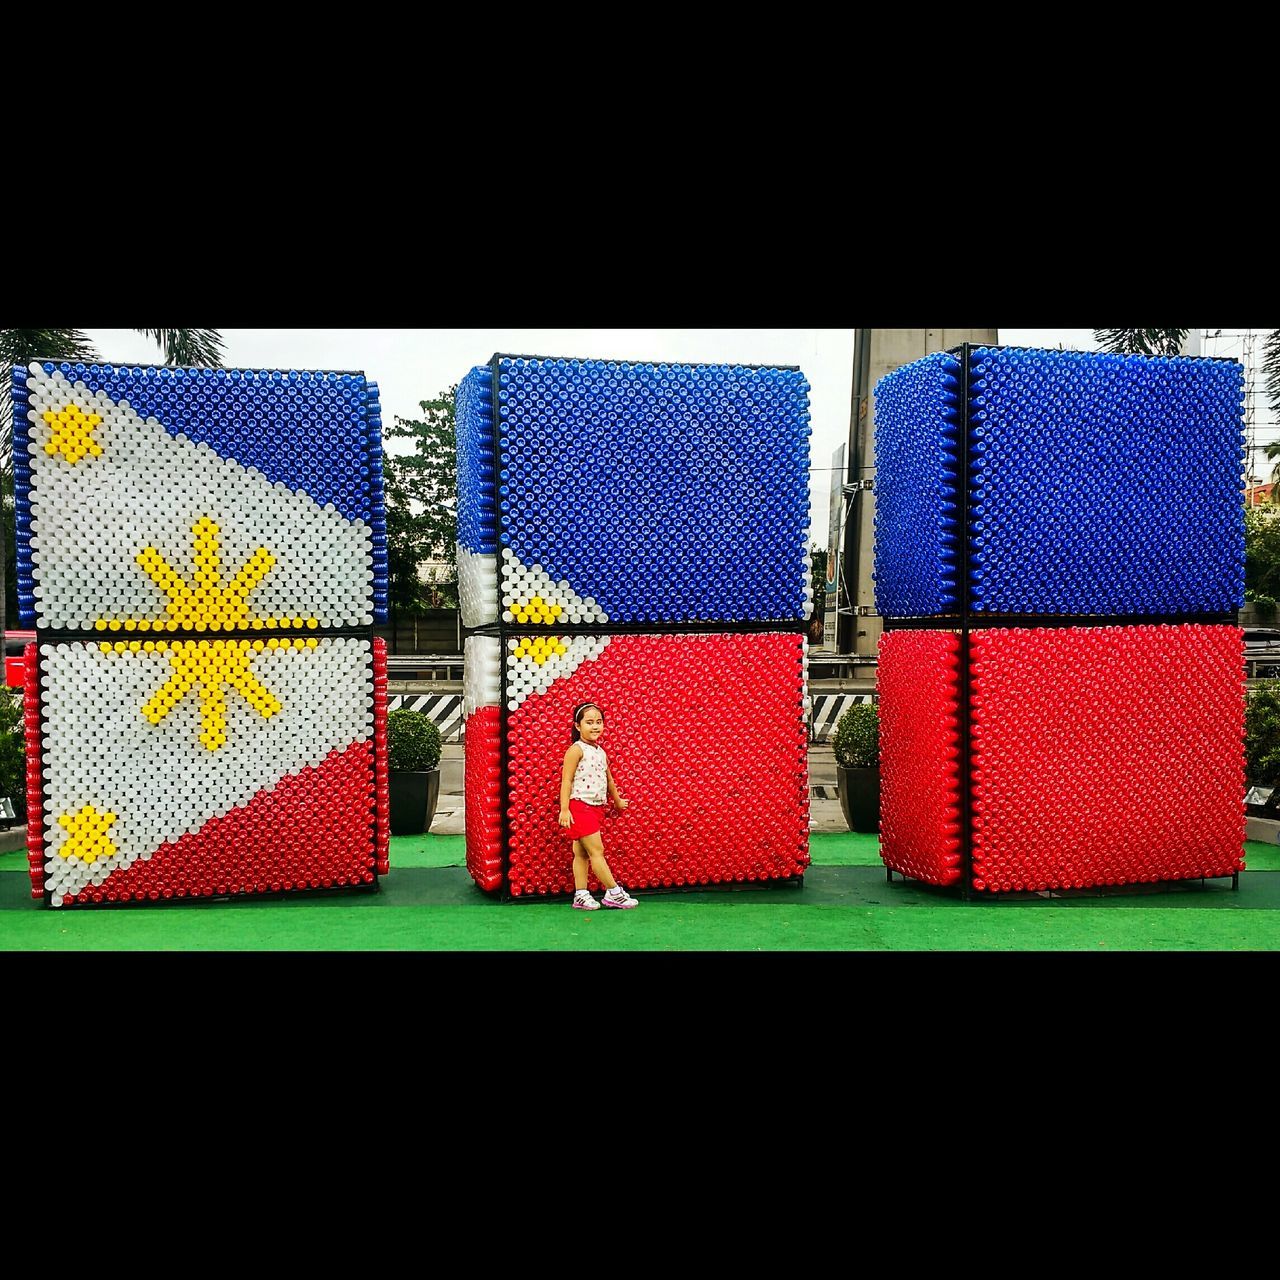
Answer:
840, 328, 999, 656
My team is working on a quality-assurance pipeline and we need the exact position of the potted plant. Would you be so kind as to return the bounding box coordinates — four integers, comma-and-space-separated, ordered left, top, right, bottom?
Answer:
832, 702, 879, 833
387, 709, 443, 836
1246, 681, 1280, 817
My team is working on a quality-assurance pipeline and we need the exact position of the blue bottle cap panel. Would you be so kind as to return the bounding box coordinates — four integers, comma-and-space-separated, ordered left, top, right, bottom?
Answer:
14, 361, 387, 629
456, 356, 813, 627
874, 346, 1245, 617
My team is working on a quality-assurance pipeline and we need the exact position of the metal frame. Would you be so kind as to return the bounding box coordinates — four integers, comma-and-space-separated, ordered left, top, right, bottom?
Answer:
492, 352, 801, 373
882, 342, 1243, 899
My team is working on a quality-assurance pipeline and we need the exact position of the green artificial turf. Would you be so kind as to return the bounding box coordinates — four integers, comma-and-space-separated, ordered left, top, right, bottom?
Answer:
3, 832, 1280, 950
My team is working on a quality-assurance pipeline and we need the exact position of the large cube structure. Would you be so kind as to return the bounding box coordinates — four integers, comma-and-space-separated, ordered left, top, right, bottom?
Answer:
14, 360, 389, 906
460, 356, 813, 896
874, 345, 1246, 895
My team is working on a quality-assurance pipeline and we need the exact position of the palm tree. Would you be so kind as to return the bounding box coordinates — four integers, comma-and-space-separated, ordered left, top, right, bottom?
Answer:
1, 327, 224, 637
1093, 329, 1190, 356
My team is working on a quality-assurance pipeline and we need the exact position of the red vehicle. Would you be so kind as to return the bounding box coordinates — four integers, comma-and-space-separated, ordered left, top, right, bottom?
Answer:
4, 631, 35, 689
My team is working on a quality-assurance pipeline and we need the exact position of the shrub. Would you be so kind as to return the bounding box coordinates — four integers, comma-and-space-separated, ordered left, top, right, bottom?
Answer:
0, 691, 24, 818
832, 702, 879, 769
1247, 591, 1279, 622
387, 709, 442, 772
1247, 681, 1280, 785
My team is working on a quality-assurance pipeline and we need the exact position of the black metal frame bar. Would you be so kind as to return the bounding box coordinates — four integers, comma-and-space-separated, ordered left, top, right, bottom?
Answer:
884, 613, 1238, 631
947, 343, 1239, 366
26, 357, 368, 375
490, 357, 515, 901
957, 347, 974, 902
492, 352, 801, 373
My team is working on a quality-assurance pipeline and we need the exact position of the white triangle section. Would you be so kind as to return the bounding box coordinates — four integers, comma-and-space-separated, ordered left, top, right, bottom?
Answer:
505, 637, 611, 711
501, 549, 608, 625
464, 634, 502, 716
458, 543, 498, 629
24, 367, 373, 629
40, 639, 373, 905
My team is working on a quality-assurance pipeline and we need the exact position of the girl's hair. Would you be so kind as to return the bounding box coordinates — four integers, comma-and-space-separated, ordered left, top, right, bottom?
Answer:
572, 702, 603, 743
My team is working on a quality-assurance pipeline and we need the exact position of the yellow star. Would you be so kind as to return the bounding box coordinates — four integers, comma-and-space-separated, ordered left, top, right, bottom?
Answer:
510, 595, 563, 625
94, 517, 319, 633
42, 401, 103, 464
57, 804, 118, 864
514, 635, 568, 666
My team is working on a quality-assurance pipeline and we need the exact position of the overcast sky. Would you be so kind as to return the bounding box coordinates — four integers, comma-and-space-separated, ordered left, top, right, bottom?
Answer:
83, 327, 1274, 544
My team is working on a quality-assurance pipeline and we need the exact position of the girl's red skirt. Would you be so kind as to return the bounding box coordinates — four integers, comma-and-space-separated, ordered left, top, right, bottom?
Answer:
562, 799, 605, 840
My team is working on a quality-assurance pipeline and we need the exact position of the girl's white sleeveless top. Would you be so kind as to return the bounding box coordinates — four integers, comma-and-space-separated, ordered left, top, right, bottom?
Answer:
570, 741, 608, 805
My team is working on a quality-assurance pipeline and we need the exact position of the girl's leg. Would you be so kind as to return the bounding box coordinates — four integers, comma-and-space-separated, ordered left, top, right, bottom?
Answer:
572, 839, 592, 892
580, 832, 616, 891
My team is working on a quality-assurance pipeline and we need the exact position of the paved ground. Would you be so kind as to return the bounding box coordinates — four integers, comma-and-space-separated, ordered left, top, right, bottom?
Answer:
429, 743, 847, 835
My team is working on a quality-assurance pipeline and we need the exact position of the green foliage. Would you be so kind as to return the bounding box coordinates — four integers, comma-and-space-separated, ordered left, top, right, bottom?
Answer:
385, 492, 438, 615
0, 689, 24, 813
0, 328, 98, 366
1264, 329, 1280, 420
833, 702, 878, 769
387, 708, 442, 772
1093, 328, 1189, 357
1247, 682, 1280, 785
2, 474, 13, 628
1246, 590, 1278, 622
1245, 505, 1280, 600
810, 547, 828, 605
384, 388, 458, 611
134, 329, 224, 367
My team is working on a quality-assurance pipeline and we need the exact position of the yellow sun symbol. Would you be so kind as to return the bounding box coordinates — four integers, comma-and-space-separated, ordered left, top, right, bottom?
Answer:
110, 637, 316, 750
95, 517, 318, 634
95, 518, 321, 749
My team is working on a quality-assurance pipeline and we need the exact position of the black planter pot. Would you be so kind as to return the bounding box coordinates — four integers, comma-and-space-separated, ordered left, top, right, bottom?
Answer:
837, 764, 880, 834
388, 769, 441, 836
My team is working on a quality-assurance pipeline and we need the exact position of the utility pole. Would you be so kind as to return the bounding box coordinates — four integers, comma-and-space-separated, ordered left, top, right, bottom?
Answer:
839, 328, 999, 655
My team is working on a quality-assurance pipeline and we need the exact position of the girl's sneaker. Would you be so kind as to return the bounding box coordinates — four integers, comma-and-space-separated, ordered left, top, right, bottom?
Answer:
573, 891, 600, 911
603, 885, 638, 909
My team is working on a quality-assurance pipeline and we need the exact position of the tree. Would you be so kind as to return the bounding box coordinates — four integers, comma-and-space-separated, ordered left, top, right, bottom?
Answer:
1245, 505, 1280, 618
1093, 329, 1190, 356
384, 470, 436, 618
810, 546, 828, 604
383, 387, 459, 614
807, 547, 827, 643
0, 328, 224, 637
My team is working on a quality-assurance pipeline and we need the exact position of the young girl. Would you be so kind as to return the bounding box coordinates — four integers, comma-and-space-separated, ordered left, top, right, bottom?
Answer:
559, 701, 638, 910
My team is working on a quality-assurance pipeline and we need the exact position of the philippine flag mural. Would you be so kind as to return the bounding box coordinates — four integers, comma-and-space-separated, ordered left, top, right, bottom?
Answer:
14, 362, 388, 629
31, 637, 387, 907
15, 359, 390, 908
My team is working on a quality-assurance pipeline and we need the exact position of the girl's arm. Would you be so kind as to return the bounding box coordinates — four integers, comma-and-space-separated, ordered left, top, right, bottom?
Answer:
607, 766, 629, 810
559, 745, 583, 826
